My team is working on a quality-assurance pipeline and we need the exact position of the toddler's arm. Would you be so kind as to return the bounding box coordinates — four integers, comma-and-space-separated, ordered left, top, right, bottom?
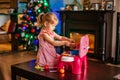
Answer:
43, 33, 72, 46
54, 32, 75, 43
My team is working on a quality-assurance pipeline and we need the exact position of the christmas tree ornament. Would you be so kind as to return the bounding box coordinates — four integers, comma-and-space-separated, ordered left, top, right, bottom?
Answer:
30, 35, 33, 39
15, 34, 20, 39
21, 32, 25, 37
34, 46, 38, 51
39, 0, 43, 3
31, 28, 35, 33
38, 3, 42, 7
34, 22, 37, 26
35, 6, 39, 10
25, 34, 29, 38
33, 39, 39, 45
32, 0, 36, 2
22, 26, 27, 31
25, 24, 29, 28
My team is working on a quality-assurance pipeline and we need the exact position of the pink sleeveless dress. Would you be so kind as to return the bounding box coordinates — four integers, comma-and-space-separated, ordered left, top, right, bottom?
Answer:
36, 29, 60, 67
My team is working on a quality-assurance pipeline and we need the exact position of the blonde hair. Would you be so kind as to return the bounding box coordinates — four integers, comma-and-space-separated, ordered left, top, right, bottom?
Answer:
37, 12, 58, 27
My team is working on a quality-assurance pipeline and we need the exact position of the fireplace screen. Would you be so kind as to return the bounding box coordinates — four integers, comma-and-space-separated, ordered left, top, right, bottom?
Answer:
70, 32, 95, 54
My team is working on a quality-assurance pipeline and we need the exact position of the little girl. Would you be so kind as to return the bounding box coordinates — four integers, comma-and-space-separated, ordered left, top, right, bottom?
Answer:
36, 12, 75, 68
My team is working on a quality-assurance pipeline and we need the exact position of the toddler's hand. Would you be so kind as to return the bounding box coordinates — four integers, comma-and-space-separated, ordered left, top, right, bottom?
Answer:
64, 41, 70, 46
70, 39, 75, 43
70, 42, 76, 47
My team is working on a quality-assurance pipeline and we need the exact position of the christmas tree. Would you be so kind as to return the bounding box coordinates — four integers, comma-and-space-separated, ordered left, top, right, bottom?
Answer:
14, 0, 50, 51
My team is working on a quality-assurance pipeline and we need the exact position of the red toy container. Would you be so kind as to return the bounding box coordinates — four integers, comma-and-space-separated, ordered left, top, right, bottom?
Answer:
58, 35, 89, 74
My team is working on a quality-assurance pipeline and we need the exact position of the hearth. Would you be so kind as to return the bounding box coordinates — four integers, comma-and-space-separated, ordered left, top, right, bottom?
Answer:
58, 11, 114, 62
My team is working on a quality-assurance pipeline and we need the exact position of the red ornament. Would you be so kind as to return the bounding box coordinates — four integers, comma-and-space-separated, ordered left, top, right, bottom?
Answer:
25, 24, 29, 28
27, 17, 31, 21
44, 65, 49, 70
15, 34, 20, 39
44, 6, 47, 9
31, 28, 35, 33
38, 3, 42, 7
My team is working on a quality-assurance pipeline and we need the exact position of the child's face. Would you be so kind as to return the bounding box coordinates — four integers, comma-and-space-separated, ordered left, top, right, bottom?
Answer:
49, 23, 56, 31
44, 21, 56, 31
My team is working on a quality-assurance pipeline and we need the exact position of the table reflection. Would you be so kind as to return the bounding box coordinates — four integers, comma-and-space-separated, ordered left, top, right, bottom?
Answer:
59, 69, 87, 80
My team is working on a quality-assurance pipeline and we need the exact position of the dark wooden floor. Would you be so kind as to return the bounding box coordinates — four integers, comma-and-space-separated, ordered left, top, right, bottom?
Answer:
0, 51, 36, 80
0, 51, 120, 80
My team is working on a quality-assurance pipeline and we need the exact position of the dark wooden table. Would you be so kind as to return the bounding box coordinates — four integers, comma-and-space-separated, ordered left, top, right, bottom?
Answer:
11, 59, 120, 80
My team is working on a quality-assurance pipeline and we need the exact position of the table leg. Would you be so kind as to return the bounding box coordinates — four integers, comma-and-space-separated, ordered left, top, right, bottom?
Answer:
11, 70, 17, 80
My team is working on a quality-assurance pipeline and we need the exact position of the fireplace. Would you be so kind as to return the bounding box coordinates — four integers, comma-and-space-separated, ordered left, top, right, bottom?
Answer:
58, 11, 114, 62
70, 32, 95, 54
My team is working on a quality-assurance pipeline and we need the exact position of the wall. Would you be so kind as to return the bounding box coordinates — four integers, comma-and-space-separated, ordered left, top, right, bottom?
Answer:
112, 0, 120, 59
49, 0, 65, 34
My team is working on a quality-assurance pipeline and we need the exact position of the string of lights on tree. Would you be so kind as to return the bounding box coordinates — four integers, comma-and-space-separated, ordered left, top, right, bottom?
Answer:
14, 0, 50, 51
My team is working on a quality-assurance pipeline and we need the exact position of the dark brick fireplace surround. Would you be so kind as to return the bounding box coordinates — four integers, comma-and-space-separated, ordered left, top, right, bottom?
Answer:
58, 11, 114, 62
